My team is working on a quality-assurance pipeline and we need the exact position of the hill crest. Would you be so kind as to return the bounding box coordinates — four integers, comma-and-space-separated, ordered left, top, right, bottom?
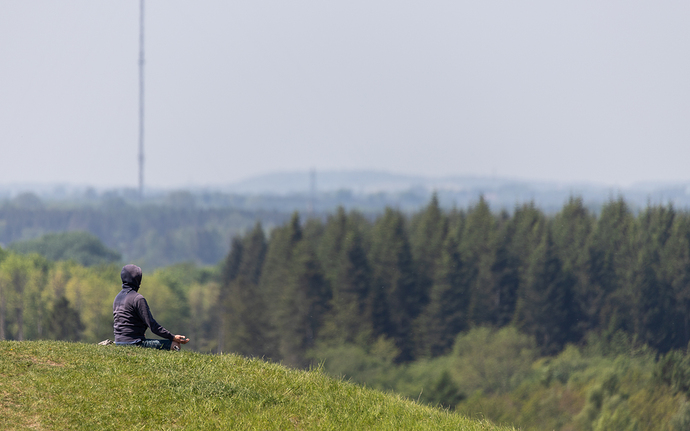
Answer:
0, 340, 514, 430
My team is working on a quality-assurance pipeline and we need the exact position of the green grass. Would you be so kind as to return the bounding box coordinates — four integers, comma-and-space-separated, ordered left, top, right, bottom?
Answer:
0, 341, 515, 431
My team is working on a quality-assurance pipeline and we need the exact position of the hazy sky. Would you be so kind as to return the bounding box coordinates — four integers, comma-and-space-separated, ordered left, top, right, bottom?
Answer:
1, 1, 689, 189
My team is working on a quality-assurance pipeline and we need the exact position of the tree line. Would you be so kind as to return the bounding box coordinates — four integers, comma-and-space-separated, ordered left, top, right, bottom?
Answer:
0, 196, 287, 268
2, 194, 690, 365
215, 195, 690, 368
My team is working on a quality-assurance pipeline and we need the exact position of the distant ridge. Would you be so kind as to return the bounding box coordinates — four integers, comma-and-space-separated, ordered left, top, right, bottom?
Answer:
221, 170, 690, 213
2, 170, 690, 213
224, 170, 561, 195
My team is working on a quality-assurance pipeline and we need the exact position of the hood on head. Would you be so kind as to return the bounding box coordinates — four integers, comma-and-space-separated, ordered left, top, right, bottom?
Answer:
121, 264, 143, 291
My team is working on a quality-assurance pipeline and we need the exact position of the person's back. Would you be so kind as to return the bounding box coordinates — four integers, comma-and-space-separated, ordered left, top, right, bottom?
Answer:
113, 264, 189, 351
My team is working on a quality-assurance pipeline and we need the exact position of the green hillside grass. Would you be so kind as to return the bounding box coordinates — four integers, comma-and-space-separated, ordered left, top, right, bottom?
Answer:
1, 341, 515, 430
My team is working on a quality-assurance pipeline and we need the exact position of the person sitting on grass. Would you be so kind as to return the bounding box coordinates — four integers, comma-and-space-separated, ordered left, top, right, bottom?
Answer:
113, 264, 189, 351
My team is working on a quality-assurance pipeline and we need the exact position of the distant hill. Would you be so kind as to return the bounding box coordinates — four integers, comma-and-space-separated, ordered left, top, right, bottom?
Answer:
223, 170, 690, 213
2, 172, 690, 212
225, 170, 535, 194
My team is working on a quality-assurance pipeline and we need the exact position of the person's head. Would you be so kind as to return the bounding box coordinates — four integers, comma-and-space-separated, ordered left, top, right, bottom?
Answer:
121, 264, 143, 291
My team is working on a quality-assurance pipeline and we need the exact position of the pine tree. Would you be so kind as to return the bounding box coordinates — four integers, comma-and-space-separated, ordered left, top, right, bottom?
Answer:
460, 196, 498, 326
632, 205, 678, 352
415, 229, 469, 357
0, 254, 32, 340
217, 236, 243, 353
46, 295, 84, 341
409, 193, 448, 309
277, 239, 330, 367
0, 248, 7, 339
258, 212, 304, 360
552, 196, 594, 336
237, 222, 268, 285
514, 230, 579, 354
23, 254, 49, 340
662, 211, 690, 348
509, 202, 548, 273
220, 237, 243, 288
369, 208, 420, 361
587, 198, 637, 334
322, 224, 375, 346
221, 223, 270, 357
318, 207, 349, 284
490, 220, 521, 327
632, 245, 675, 352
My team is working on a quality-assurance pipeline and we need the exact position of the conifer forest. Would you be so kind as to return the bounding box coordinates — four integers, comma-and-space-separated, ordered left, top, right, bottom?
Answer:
4, 195, 690, 429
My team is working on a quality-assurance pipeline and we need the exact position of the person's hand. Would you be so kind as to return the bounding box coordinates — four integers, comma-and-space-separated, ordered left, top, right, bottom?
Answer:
174, 335, 190, 344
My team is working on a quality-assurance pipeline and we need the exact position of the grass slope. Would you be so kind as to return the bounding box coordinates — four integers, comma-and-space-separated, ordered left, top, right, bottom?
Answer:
0, 341, 515, 431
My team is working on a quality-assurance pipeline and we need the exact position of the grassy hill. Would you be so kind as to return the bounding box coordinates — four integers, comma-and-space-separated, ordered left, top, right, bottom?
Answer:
0, 341, 515, 430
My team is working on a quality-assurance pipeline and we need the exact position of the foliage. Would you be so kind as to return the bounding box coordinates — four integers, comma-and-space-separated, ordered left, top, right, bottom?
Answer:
6, 195, 690, 429
450, 326, 538, 395
449, 335, 688, 431
0, 202, 287, 269
8, 231, 121, 267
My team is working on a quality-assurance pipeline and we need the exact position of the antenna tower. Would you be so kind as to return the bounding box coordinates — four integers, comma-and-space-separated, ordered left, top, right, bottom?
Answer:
138, 0, 145, 197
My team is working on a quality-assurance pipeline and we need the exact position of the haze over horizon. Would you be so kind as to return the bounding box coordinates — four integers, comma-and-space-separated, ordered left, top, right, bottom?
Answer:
1, 1, 689, 190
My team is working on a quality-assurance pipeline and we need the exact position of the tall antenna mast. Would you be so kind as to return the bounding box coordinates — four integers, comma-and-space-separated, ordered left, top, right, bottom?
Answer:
138, 0, 145, 197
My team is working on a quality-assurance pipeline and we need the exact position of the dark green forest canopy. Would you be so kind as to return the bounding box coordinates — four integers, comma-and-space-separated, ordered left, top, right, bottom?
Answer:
216, 195, 690, 363
0, 201, 288, 269
8, 231, 121, 267
3, 195, 690, 358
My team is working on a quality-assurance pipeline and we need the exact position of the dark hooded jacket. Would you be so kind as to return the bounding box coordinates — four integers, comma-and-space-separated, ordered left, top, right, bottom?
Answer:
113, 264, 174, 343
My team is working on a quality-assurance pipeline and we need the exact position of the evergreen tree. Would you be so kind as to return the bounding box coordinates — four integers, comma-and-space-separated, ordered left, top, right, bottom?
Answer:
509, 202, 548, 271
258, 212, 304, 359
663, 212, 690, 348
490, 220, 521, 327
369, 208, 420, 361
217, 236, 243, 353
409, 193, 448, 309
514, 230, 579, 354
632, 205, 678, 352
302, 217, 326, 253
23, 254, 50, 340
319, 222, 374, 346
414, 229, 469, 357
220, 223, 270, 357
317, 207, 349, 292
632, 245, 675, 352
277, 239, 330, 367
0, 254, 32, 340
459, 196, 498, 325
445, 207, 466, 243
220, 237, 243, 288
552, 197, 594, 336
46, 295, 84, 341
237, 222, 268, 286
0, 259, 9, 340
587, 198, 637, 334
